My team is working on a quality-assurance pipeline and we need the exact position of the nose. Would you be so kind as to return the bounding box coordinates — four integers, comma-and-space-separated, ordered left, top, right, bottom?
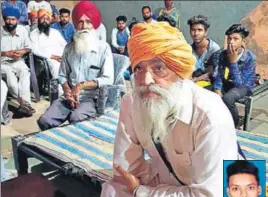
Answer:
143, 72, 155, 86
240, 188, 247, 197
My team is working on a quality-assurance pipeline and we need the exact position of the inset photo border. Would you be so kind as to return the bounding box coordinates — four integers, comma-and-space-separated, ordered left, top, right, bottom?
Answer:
223, 160, 266, 197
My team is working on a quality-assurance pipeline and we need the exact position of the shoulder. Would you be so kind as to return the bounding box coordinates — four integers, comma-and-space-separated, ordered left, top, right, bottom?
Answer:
244, 49, 256, 61
50, 28, 62, 36
17, 25, 28, 35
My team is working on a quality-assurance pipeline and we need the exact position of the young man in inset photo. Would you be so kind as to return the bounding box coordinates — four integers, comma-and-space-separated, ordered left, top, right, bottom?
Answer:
226, 160, 263, 197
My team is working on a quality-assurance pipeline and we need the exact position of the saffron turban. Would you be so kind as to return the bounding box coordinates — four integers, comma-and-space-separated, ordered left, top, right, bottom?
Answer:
72, 1, 102, 29
2, 7, 20, 19
29, 11, 37, 19
128, 22, 195, 79
37, 9, 52, 20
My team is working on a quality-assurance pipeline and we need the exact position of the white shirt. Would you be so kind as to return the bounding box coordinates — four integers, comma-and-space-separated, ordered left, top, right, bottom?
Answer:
111, 27, 130, 49
27, 0, 52, 13
30, 28, 67, 59
1, 25, 30, 63
96, 23, 107, 42
113, 80, 238, 197
143, 19, 157, 24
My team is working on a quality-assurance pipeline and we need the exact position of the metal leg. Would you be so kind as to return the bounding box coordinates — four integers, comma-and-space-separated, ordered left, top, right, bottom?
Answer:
29, 53, 40, 102
243, 97, 253, 131
11, 136, 29, 175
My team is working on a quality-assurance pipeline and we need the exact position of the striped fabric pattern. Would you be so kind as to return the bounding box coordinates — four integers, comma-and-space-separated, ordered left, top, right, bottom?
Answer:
24, 110, 268, 183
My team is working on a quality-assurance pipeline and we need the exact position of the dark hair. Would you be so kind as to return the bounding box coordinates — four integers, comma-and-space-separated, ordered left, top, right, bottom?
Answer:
116, 15, 127, 22
142, 6, 151, 12
128, 17, 140, 33
227, 160, 259, 186
187, 15, 210, 30
225, 24, 249, 38
157, 15, 176, 27
59, 8, 70, 15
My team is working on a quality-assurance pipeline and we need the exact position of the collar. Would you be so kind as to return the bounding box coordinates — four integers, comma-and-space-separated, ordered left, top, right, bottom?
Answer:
174, 79, 193, 125
2, 25, 21, 37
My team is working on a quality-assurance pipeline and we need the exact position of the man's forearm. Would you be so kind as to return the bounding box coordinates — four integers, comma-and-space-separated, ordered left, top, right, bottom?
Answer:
18, 48, 31, 56
80, 80, 98, 90
62, 82, 72, 95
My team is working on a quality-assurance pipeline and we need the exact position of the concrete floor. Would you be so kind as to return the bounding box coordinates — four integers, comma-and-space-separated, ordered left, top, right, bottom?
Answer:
1, 89, 268, 196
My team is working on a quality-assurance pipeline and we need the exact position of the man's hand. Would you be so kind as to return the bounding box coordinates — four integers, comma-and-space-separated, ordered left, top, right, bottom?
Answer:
71, 84, 81, 108
227, 44, 238, 63
51, 55, 62, 63
215, 89, 223, 97
64, 89, 77, 108
118, 46, 125, 54
12, 50, 26, 60
114, 164, 140, 194
2, 51, 16, 58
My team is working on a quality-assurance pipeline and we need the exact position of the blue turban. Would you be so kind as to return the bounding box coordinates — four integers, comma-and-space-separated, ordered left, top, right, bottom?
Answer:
2, 7, 21, 19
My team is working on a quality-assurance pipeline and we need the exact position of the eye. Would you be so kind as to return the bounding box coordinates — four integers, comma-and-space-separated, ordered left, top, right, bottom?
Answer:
154, 65, 164, 72
248, 186, 256, 191
134, 65, 142, 73
231, 186, 239, 192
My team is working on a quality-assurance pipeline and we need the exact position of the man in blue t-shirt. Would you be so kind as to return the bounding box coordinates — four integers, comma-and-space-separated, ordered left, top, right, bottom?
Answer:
51, 8, 76, 44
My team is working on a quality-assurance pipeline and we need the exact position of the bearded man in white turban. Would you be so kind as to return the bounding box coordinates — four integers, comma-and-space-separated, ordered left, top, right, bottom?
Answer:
37, 1, 114, 131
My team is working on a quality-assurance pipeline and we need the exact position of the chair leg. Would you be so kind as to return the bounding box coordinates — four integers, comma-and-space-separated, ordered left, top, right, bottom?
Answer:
29, 53, 40, 102
243, 97, 253, 131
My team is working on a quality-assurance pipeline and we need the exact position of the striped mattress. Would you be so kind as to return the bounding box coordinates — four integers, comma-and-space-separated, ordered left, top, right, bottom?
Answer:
24, 110, 268, 183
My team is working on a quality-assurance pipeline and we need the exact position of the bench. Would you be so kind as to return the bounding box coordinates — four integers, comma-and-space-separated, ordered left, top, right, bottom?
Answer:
11, 110, 268, 186
237, 79, 268, 131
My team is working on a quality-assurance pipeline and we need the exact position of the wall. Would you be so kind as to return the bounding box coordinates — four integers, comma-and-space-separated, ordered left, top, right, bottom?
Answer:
91, 1, 261, 46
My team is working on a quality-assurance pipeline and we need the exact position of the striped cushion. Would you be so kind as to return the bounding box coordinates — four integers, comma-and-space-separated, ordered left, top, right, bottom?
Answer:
24, 110, 268, 183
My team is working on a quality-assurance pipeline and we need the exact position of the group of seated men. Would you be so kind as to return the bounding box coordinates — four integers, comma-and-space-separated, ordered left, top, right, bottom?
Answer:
1, 0, 261, 196
1, 0, 256, 131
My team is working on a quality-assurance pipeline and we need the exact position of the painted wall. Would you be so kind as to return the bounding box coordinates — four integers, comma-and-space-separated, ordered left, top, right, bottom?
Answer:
90, 1, 261, 46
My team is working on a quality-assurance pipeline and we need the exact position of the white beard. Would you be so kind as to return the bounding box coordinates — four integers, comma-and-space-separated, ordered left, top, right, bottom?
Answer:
73, 29, 98, 55
132, 81, 182, 143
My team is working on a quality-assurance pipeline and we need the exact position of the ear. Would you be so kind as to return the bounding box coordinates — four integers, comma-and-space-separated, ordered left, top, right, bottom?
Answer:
257, 185, 262, 196
227, 188, 231, 197
242, 39, 246, 47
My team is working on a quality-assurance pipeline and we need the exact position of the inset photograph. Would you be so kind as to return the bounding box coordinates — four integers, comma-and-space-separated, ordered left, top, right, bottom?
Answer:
223, 160, 266, 197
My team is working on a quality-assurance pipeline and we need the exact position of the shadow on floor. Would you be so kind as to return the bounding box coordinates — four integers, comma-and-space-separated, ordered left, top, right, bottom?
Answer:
30, 163, 102, 197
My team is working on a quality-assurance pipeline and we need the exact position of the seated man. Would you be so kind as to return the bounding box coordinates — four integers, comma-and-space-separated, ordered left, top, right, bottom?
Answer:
1, 7, 35, 116
27, 0, 52, 13
51, 8, 76, 44
101, 22, 238, 197
1, 0, 28, 25
25, 11, 38, 34
111, 15, 130, 57
187, 15, 220, 90
30, 9, 67, 83
37, 1, 114, 131
142, 6, 157, 24
213, 24, 256, 128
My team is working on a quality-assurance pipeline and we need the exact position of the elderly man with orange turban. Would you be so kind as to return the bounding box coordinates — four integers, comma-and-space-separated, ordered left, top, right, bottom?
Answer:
37, 1, 114, 131
101, 22, 239, 197
30, 8, 67, 92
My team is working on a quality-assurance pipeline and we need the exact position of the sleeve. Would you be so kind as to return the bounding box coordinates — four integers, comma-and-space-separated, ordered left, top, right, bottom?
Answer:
19, 2, 28, 23
22, 26, 31, 49
113, 96, 157, 186
212, 51, 224, 90
58, 45, 70, 85
135, 111, 237, 197
171, 10, 180, 29
228, 54, 256, 89
30, 31, 52, 59
95, 43, 114, 86
111, 28, 119, 49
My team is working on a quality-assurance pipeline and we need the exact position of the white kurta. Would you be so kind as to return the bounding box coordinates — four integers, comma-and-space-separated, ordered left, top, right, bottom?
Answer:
30, 28, 67, 79
101, 80, 238, 197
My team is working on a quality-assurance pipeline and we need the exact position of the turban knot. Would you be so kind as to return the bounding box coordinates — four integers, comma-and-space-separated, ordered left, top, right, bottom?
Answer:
72, 1, 102, 29
2, 7, 20, 19
128, 22, 195, 79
